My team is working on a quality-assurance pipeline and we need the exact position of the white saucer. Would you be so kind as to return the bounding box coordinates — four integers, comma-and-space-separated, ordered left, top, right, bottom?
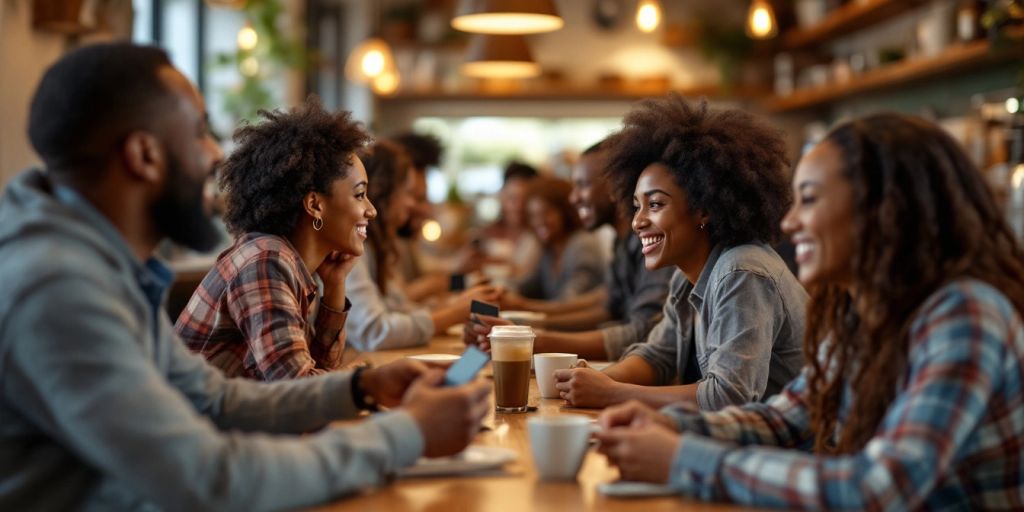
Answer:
407, 353, 461, 363
500, 310, 546, 324
398, 445, 517, 478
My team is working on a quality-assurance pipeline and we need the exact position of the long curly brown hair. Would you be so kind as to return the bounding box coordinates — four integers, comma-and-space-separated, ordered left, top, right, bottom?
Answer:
358, 140, 412, 294
804, 113, 1024, 454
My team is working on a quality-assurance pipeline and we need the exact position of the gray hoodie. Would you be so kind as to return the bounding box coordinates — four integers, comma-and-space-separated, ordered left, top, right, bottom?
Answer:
0, 169, 423, 511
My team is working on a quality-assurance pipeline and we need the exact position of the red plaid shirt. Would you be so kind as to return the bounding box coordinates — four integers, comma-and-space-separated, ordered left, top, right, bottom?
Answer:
175, 233, 348, 380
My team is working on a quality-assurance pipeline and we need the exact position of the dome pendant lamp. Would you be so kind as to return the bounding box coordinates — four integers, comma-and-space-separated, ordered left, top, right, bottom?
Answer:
452, 0, 564, 34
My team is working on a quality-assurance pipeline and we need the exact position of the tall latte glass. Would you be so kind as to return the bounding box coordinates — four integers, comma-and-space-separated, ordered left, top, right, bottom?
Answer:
489, 325, 535, 413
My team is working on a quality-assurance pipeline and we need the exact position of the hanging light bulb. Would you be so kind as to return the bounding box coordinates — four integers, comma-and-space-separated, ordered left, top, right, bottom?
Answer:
236, 23, 258, 51
635, 0, 661, 33
345, 37, 397, 85
746, 0, 778, 40
372, 69, 400, 95
239, 56, 260, 77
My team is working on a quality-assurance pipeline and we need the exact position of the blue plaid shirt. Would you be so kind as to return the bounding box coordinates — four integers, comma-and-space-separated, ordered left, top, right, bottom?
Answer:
662, 279, 1024, 510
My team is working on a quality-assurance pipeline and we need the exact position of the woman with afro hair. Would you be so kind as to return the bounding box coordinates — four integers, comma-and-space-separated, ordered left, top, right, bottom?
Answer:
554, 94, 807, 411
594, 113, 1024, 510
175, 98, 375, 380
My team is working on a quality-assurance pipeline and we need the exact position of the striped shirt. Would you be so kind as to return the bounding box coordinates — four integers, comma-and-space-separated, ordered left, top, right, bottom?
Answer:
662, 279, 1024, 510
175, 233, 348, 380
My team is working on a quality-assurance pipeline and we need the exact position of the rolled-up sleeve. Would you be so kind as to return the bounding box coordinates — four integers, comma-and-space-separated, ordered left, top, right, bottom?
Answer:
621, 312, 679, 385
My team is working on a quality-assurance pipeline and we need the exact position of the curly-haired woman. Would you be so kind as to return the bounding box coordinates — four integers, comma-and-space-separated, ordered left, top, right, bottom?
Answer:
554, 94, 807, 411
175, 99, 374, 380
503, 176, 607, 302
594, 113, 1024, 510
344, 141, 499, 352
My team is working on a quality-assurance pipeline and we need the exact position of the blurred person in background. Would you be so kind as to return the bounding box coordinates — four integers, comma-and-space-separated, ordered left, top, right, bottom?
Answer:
345, 141, 499, 351
478, 161, 541, 283
175, 98, 372, 380
394, 132, 483, 303
512, 176, 606, 301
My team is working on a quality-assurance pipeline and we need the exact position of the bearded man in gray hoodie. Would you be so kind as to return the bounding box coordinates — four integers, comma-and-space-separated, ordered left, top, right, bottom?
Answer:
0, 42, 490, 511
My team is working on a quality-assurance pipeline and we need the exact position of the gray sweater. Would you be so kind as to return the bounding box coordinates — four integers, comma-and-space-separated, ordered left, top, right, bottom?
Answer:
0, 170, 423, 511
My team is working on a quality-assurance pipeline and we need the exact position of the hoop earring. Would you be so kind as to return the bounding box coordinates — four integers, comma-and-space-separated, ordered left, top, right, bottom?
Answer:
313, 217, 323, 231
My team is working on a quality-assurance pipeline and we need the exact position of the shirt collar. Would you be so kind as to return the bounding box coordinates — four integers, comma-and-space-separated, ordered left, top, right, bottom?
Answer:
52, 183, 175, 309
688, 244, 724, 311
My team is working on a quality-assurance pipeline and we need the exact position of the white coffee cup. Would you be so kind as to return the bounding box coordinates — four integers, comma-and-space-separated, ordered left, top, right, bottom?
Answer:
534, 353, 581, 399
528, 414, 593, 480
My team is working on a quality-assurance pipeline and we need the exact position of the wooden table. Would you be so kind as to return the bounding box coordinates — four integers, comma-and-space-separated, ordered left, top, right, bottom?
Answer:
315, 336, 754, 511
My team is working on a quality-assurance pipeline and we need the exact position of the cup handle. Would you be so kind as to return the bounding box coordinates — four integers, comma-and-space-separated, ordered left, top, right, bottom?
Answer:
573, 359, 589, 369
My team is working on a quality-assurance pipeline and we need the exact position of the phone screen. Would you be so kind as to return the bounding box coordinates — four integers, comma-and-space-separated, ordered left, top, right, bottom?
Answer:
449, 274, 466, 291
443, 346, 491, 386
470, 299, 499, 318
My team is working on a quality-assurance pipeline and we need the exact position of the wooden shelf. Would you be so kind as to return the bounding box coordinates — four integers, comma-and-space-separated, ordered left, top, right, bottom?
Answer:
763, 32, 1024, 113
378, 84, 768, 103
782, 0, 929, 51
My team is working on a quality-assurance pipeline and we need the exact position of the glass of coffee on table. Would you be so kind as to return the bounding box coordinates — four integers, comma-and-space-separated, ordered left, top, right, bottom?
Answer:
489, 325, 535, 413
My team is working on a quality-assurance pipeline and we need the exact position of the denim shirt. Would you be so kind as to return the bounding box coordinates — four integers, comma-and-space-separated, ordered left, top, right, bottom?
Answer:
623, 243, 807, 410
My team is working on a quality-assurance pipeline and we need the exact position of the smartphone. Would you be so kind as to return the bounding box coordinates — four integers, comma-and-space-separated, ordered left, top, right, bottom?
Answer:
449, 273, 466, 292
470, 299, 499, 319
443, 346, 491, 386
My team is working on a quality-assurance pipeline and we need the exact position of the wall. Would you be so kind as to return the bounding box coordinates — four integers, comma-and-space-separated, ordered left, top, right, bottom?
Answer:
0, 0, 65, 187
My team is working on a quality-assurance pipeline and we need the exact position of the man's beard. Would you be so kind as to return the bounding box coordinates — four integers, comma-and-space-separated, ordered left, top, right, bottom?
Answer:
152, 154, 223, 252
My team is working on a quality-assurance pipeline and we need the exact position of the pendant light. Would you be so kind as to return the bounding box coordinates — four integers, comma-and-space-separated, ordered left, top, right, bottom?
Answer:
461, 34, 541, 79
635, 0, 661, 33
746, 0, 778, 39
345, 3, 398, 87
452, 0, 563, 34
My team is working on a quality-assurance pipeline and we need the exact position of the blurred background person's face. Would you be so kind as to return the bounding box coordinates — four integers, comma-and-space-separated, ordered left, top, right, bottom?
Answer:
499, 177, 530, 231
569, 151, 615, 231
387, 170, 418, 233
528, 197, 566, 245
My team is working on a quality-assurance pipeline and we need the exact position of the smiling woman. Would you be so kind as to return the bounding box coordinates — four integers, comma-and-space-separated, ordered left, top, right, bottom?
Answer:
174, 97, 376, 380
553, 93, 808, 412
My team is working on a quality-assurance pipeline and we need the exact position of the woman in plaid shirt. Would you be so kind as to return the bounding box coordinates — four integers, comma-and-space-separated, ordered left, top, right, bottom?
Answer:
175, 99, 376, 380
594, 113, 1024, 510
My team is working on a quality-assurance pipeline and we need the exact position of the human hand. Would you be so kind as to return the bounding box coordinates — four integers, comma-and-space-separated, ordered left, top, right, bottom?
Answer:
317, 251, 359, 309
457, 284, 501, 306
360, 359, 429, 407
498, 291, 527, 311
403, 371, 493, 457
598, 400, 675, 431
462, 313, 512, 352
594, 422, 680, 483
552, 367, 623, 408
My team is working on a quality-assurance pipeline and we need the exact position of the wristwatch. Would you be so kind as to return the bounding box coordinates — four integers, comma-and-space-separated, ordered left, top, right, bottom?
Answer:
351, 366, 380, 412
